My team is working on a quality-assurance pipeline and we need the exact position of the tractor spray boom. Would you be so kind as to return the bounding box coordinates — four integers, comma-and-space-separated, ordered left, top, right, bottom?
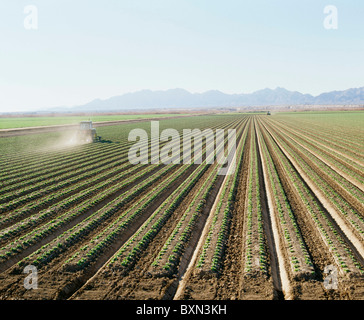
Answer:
77, 121, 101, 143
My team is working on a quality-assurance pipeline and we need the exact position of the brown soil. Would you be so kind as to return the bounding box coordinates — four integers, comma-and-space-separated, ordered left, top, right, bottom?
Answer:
216, 120, 275, 300
69, 118, 247, 300
259, 118, 364, 298
73, 164, 225, 300
1, 114, 363, 301
262, 121, 364, 259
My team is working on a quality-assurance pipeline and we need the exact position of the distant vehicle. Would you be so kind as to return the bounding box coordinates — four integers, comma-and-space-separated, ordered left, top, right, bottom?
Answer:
77, 121, 101, 142
267, 111, 271, 115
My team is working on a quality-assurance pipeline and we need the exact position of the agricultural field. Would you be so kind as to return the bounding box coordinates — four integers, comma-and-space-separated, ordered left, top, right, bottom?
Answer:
0, 111, 363, 300
0, 113, 190, 129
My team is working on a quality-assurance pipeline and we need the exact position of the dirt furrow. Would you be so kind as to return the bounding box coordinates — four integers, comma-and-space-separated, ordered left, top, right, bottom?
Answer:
255, 119, 294, 300
261, 121, 364, 265
267, 119, 364, 172
69, 118, 247, 300
266, 120, 364, 193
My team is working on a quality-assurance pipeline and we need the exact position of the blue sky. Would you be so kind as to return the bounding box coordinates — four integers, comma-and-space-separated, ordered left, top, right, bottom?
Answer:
0, 0, 363, 111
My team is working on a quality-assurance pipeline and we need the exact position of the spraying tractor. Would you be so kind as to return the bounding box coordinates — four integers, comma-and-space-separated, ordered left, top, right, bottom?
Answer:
77, 121, 101, 143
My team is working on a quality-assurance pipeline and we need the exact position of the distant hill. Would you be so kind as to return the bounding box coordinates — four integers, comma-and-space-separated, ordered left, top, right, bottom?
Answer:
48, 87, 364, 112
314, 87, 364, 104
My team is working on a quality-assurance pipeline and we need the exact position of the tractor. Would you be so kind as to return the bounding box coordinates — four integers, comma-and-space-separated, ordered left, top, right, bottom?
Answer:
77, 121, 101, 143
267, 111, 271, 115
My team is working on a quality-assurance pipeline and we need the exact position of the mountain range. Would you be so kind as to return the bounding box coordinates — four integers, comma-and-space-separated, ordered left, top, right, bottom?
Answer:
51, 87, 364, 112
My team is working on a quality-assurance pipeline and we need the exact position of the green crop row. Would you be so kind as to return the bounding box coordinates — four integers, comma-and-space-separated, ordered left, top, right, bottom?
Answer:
18, 163, 179, 270
244, 126, 268, 274
106, 117, 247, 273
195, 120, 248, 274
150, 159, 220, 275
271, 123, 364, 205
107, 162, 210, 273
257, 123, 314, 277
264, 121, 364, 242
58, 118, 244, 273
262, 119, 363, 275
0, 162, 163, 263
269, 121, 364, 183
